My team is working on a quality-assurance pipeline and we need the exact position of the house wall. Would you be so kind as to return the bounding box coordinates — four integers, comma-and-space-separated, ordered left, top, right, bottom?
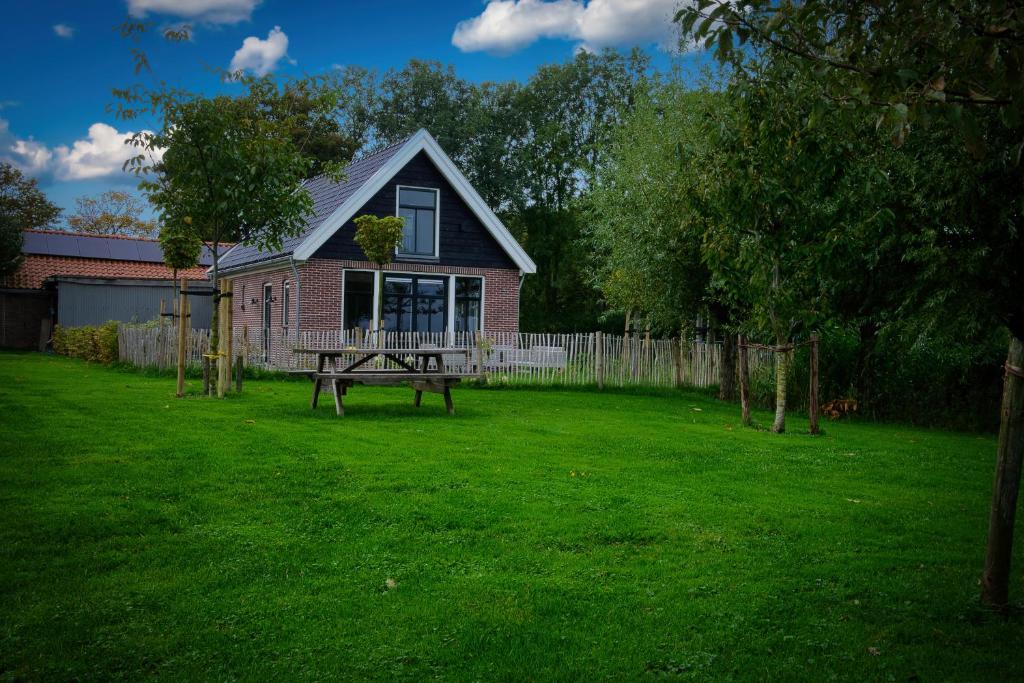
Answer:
226, 257, 520, 338
313, 151, 517, 270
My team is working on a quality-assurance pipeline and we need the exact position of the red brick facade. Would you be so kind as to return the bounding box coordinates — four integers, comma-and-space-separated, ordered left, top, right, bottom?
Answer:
226, 257, 520, 338
2, 254, 209, 290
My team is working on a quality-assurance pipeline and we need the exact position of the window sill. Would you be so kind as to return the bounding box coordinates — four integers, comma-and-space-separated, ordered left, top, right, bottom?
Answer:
395, 255, 440, 263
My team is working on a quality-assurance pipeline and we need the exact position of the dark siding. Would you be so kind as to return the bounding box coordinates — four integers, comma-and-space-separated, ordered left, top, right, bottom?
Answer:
313, 151, 517, 269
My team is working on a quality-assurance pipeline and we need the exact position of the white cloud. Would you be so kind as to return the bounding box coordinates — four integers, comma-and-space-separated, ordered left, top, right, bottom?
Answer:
452, 0, 684, 54
127, 0, 260, 25
229, 26, 290, 76
0, 119, 159, 181
53, 24, 75, 39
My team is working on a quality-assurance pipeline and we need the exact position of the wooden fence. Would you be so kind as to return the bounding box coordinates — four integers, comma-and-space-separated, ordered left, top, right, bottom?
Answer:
118, 324, 774, 389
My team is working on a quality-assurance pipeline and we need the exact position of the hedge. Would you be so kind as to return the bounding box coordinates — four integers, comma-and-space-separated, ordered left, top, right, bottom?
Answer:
52, 321, 119, 364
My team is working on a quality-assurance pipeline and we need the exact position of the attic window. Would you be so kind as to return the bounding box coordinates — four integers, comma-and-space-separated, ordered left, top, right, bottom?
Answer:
396, 186, 438, 258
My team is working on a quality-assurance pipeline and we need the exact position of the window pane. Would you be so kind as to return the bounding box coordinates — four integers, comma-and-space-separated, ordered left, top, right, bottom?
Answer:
455, 277, 482, 298
383, 294, 412, 331
398, 207, 416, 254
416, 278, 445, 298
415, 209, 434, 255
384, 277, 412, 295
344, 271, 374, 330
455, 300, 480, 332
399, 188, 436, 209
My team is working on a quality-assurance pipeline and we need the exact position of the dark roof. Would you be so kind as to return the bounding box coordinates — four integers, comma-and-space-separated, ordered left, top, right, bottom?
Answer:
23, 230, 218, 266
217, 136, 412, 271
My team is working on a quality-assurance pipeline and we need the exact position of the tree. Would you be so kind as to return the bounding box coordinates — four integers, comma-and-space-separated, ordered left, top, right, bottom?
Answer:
66, 190, 156, 236
352, 214, 404, 336
0, 162, 62, 277
122, 75, 344, 376
680, 0, 1024, 607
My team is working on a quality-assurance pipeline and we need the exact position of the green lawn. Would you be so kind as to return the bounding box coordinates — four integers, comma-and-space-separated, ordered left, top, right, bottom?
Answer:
1, 352, 1021, 680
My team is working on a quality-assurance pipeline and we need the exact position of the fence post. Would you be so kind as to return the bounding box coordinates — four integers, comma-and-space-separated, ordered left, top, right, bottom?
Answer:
176, 279, 189, 398
738, 334, 751, 426
672, 337, 682, 388
809, 332, 820, 435
235, 352, 244, 393
225, 279, 233, 387
595, 331, 604, 390
202, 355, 211, 396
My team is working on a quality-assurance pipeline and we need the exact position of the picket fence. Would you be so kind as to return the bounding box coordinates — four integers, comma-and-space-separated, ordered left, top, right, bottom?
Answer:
118, 324, 773, 389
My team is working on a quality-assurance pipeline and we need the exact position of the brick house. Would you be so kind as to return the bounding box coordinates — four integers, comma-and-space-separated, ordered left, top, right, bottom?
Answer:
216, 129, 536, 349
0, 230, 215, 349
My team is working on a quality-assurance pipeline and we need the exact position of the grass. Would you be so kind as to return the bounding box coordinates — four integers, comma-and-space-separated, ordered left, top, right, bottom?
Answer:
0, 351, 1021, 681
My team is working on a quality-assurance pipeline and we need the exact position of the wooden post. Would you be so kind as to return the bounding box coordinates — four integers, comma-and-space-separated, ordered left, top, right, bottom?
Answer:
809, 332, 820, 435
242, 325, 249, 367
157, 298, 166, 371
738, 334, 751, 427
202, 355, 211, 396
671, 337, 682, 388
235, 352, 244, 393
225, 279, 233, 388
981, 336, 1024, 609
217, 279, 228, 398
595, 331, 604, 390
176, 279, 189, 398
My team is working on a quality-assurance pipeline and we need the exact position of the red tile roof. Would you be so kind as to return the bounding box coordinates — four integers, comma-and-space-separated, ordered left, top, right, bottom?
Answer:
2, 231, 225, 290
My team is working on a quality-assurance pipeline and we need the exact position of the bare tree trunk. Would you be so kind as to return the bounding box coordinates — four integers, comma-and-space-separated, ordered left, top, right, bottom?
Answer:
772, 345, 788, 434
719, 332, 737, 401
981, 335, 1024, 609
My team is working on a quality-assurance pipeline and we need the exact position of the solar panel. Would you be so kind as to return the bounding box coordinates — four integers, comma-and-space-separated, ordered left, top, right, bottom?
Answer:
77, 238, 110, 259
44, 233, 80, 257
21, 232, 50, 254
106, 239, 142, 261
134, 241, 166, 263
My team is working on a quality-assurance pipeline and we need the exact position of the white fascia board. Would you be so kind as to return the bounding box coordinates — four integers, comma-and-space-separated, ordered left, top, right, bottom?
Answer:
293, 129, 537, 274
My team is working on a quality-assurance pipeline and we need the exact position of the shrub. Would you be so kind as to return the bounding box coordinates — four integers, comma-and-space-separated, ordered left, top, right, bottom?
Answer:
52, 321, 120, 364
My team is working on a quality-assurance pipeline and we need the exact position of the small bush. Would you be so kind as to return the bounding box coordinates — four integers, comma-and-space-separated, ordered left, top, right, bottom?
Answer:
52, 321, 120, 364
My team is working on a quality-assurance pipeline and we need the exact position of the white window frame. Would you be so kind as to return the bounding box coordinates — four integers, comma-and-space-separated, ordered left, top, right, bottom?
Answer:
341, 268, 377, 332
449, 274, 485, 340
395, 185, 440, 260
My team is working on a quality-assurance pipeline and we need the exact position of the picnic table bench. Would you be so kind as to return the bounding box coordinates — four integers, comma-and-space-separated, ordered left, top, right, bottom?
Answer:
291, 347, 475, 417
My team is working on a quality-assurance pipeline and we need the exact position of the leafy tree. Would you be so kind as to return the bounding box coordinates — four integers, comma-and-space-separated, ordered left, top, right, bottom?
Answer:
0, 162, 62, 277
121, 75, 344, 359
66, 190, 156, 236
680, 0, 1024, 607
242, 75, 366, 178
158, 220, 203, 309
353, 214, 404, 334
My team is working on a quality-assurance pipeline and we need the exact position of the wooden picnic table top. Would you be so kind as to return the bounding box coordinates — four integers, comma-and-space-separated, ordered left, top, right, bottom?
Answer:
292, 347, 471, 356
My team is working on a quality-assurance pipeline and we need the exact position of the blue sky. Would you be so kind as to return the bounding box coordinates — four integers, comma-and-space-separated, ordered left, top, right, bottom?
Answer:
1, 1, 699, 220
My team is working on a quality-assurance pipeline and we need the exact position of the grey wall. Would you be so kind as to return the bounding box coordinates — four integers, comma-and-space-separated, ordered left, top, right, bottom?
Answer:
56, 279, 213, 329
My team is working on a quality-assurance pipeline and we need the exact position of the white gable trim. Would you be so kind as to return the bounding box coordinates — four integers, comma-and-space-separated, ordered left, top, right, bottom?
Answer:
292, 129, 536, 274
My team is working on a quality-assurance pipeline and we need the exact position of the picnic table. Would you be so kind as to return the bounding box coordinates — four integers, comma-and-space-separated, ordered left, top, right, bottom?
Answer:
291, 347, 474, 417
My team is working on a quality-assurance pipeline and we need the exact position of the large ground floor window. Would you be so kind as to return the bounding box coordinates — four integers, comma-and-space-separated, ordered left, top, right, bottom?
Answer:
342, 270, 483, 334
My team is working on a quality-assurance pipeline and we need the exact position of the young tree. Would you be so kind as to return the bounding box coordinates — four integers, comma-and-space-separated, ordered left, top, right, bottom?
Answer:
352, 214, 404, 337
0, 162, 62, 277
680, 0, 1024, 607
66, 190, 156, 235
122, 76, 344, 374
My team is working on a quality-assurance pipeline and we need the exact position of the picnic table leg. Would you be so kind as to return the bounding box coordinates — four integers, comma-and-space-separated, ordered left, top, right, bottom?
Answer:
310, 353, 326, 409
332, 379, 344, 417
443, 386, 454, 415
414, 389, 423, 408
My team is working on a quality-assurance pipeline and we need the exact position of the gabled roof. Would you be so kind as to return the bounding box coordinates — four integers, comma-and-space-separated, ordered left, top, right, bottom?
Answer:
216, 129, 536, 274
23, 229, 218, 266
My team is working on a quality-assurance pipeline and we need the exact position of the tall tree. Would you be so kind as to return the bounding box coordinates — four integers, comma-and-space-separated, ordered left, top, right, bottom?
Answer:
121, 75, 344, 364
0, 162, 62, 277
680, 0, 1024, 607
66, 190, 156, 236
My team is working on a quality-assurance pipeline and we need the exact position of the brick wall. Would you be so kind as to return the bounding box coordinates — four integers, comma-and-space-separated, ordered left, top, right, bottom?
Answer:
225, 257, 520, 337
